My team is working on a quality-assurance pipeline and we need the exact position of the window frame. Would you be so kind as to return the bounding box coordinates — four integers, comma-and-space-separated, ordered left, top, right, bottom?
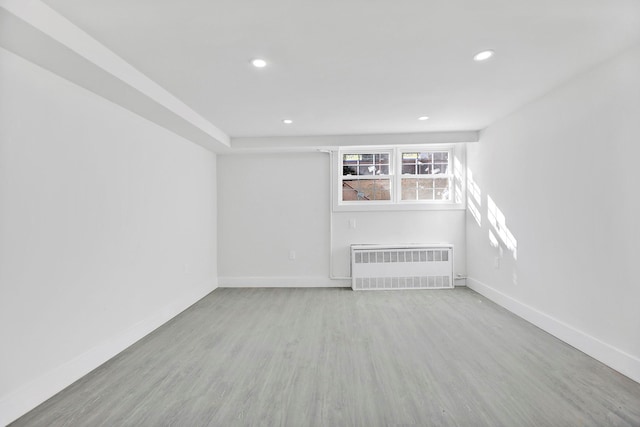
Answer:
397, 148, 454, 205
339, 149, 394, 205
333, 144, 466, 212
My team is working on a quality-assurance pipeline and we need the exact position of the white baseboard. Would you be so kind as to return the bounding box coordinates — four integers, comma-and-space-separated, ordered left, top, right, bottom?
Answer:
0, 280, 217, 426
218, 276, 350, 288
466, 277, 640, 384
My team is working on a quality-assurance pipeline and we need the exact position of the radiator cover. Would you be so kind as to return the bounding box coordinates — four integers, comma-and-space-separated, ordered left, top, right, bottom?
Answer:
350, 244, 454, 290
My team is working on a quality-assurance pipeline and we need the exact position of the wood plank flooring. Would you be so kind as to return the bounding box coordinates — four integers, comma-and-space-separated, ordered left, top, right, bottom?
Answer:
10, 287, 640, 426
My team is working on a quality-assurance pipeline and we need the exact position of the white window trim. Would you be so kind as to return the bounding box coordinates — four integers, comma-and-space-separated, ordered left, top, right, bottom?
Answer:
397, 148, 454, 205
332, 144, 466, 212
339, 148, 394, 205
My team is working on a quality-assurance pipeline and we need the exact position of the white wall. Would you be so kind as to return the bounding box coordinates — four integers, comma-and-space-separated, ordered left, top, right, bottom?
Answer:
331, 210, 466, 280
0, 48, 218, 424
465, 44, 640, 382
218, 151, 466, 286
218, 152, 333, 286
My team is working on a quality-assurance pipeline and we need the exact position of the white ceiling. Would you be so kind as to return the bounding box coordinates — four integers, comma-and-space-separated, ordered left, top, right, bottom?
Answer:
29, 0, 640, 138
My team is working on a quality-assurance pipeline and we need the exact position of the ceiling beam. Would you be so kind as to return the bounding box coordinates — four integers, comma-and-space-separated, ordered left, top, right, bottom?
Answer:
0, 0, 230, 151
229, 131, 479, 152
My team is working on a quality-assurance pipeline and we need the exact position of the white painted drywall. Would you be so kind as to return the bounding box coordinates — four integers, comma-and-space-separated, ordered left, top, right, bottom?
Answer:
331, 210, 466, 281
0, 48, 218, 423
217, 151, 466, 286
465, 43, 640, 382
217, 152, 333, 286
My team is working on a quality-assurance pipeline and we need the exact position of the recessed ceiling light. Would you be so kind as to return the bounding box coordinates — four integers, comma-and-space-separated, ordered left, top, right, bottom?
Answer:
473, 50, 495, 62
418, 116, 429, 121
251, 58, 267, 68
282, 119, 293, 124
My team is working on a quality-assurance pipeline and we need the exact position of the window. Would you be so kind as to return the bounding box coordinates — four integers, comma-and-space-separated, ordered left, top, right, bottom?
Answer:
400, 151, 451, 201
341, 152, 391, 202
335, 145, 464, 211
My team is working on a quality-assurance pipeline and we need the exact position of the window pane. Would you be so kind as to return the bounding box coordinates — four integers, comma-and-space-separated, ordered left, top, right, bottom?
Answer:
417, 179, 435, 200
401, 178, 416, 200
343, 165, 357, 175
401, 151, 450, 175
377, 153, 389, 164
434, 178, 451, 200
402, 153, 418, 175
342, 154, 358, 175
342, 153, 390, 177
432, 163, 448, 174
360, 154, 373, 163
343, 179, 391, 201
401, 177, 451, 201
402, 164, 416, 175
433, 152, 449, 162
417, 163, 432, 175
358, 165, 374, 175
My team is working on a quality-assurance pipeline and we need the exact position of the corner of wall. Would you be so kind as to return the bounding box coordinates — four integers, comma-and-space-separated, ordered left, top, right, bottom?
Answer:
466, 277, 640, 384
0, 280, 216, 426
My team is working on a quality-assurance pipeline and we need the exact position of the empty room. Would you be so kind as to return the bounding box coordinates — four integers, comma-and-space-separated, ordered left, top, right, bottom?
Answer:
1, 0, 640, 425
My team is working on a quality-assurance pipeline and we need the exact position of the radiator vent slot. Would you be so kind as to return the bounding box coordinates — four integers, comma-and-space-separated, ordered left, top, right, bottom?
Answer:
351, 244, 453, 291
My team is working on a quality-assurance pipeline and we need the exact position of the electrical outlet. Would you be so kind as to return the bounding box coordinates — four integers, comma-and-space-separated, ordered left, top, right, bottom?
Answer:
349, 218, 357, 229
494, 257, 500, 269
289, 250, 296, 260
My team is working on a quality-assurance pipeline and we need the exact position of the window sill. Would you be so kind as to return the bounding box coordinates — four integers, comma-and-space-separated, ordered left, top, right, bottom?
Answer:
333, 201, 466, 212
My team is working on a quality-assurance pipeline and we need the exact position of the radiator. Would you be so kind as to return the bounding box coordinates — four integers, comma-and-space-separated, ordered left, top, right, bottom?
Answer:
351, 244, 454, 290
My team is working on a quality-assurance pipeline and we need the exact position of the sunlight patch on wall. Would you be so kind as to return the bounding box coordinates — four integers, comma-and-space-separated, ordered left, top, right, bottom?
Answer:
468, 200, 482, 228
487, 195, 518, 260
466, 168, 482, 227
454, 156, 464, 204
489, 230, 499, 248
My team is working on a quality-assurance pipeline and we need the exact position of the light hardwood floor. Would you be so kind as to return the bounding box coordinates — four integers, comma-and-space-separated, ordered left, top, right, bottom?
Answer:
11, 287, 640, 426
